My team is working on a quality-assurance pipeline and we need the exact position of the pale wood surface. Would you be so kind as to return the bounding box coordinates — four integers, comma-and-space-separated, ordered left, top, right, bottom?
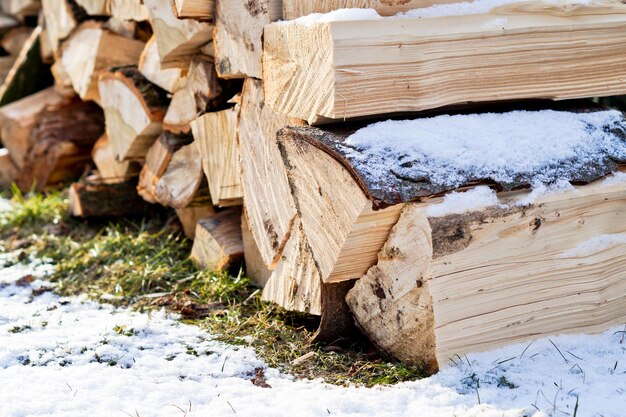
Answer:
0, 0, 40, 17
138, 35, 186, 93
153, 142, 203, 208
241, 210, 271, 287
107, 0, 150, 21
91, 134, 139, 182
190, 105, 243, 207
214, 0, 281, 79
175, 205, 215, 239
264, 2, 626, 123
172, 0, 214, 19
50, 60, 76, 97
144, 0, 213, 69
41, 0, 79, 54
282, 0, 462, 19
191, 207, 244, 271
75, 0, 108, 15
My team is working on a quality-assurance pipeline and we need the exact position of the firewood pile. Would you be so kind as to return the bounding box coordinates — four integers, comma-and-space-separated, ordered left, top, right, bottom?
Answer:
0, 0, 625, 373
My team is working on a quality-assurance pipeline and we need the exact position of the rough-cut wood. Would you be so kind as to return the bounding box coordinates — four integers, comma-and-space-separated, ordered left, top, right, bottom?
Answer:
153, 142, 203, 208
348, 179, 626, 371
68, 176, 150, 217
98, 66, 169, 161
265, 2, 626, 123
61, 23, 145, 102
0, 27, 52, 107
144, 0, 212, 69
50, 60, 75, 97
38, 13, 54, 64
41, 0, 84, 54
91, 134, 139, 182
214, 0, 281, 79
74, 0, 107, 15
0, 0, 40, 17
175, 204, 215, 239
239, 78, 304, 269
17, 98, 104, 191
191, 207, 243, 271
190, 105, 243, 207
241, 210, 271, 287
138, 35, 186, 94
107, 0, 149, 21
1, 26, 34, 55
172, 0, 213, 20
282, 0, 462, 19
0, 148, 18, 189
0, 87, 69, 168
137, 130, 193, 203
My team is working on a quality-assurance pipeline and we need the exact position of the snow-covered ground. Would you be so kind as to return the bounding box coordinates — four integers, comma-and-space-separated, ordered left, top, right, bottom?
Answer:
0, 255, 624, 417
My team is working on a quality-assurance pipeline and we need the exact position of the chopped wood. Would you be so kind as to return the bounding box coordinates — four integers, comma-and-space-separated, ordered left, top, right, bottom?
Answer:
282, 0, 462, 19
264, 2, 626, 123
0, 55, 16, 84
107, 0, 149, 21
241, 210, 271, 287
137, 130, 193, 203
238, 78, 304, 269
103, 16, 138, 38
0, 148, 18, 189
172, 0, 213, 20
38, 13, 54, 63
138, 35, 186, 93
50, 60, 76, 97
152, 142, 204, 208
41, 0, 85, 54
74, 0, 108, 15
0, 0, 39, 18
347, 179, 626, 372
214, 0, 281, 79
175, 204, 215, 239
144, 0, 213, 69
17, 97, 104, 191
68, 176, 151, 217
98, 65, 169, 161
0, 27, 53, 107
1, 26, 34, 55
91, 134, 140, 182
190, 104, 243, 207
190, 207, 243, 271
0, 87, 69, 168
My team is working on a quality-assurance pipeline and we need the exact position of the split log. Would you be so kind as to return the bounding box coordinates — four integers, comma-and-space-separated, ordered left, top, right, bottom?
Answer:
264, 2, 626, 123
175, 204, 215, 239
238, 78, 304, 269
347, 178, 626, 372
91, 134, 140, 182
282, 0, 462, 19
98, 65, 169, 161
138, 35, 185, 93
241, 210, 271, 287
190, 104, 243, 207
68, 176, 151, 217
143, 0, 212, 69
190, 207, 243, 271
0, 0, 40, 18
0, 87, 68, 168
74, 0, 108, 15
1, 26, 34, 55
0, 148, 18, 189
50, 60, 76, 97
214, 0, 281, 79
172, 0, 213, 20
0, 27, 52, 107
41, 0, 85, 54
38, 13, 54, 63
17, 98, 104, 191
137, 130, 193, 203
60, 22, 145, 102
152, 142, 204, 209
107, 0, 149, 21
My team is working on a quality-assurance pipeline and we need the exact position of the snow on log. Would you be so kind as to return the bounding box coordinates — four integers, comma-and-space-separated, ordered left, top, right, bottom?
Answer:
282, 0, 463, 19
264, 0, 626, 123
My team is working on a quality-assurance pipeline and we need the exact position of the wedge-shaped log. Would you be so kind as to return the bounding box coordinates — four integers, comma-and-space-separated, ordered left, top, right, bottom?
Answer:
172, 0, 213, 20
69, 176, 150, 218
264, 1, 626, 123
92, 134, 140, 182
98, 66, 169, 161
347, 177, 626, 372
191, 207, 243, 271
138, 35, 186, 94
214, 0, 281, 79
61, 23, 145, 102
190, 105, 243, 207
282, 0, 461, 19
144, 0, 213, 69
152, 142, 204, 208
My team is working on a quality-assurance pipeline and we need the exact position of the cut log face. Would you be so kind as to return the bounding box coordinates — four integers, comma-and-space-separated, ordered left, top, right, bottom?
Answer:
0, 87, 68, 168
98, 66, 169, 161
264, 3, 626, 123
92, 134, 139, 182
138, 35, 186, 94
153, 142, 204, 208
61, 23, 145, 103
190, 105, 243, 207
282, 0, 463, 19
0, 148, 18, 189
172, 0, 214, 20
68, 176, 150, 218
238, 78, 304, 269
50, 60, 76, 97
214, 0, 281, 79
144, 0, 213, 69
348, 178, 626, 371
191, 207, 244, 271
175, 205, 216, 239
107, 0, 150, 21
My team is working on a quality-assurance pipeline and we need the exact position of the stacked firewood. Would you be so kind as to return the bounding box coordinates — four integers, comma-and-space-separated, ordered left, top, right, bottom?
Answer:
0, 0, 625, 373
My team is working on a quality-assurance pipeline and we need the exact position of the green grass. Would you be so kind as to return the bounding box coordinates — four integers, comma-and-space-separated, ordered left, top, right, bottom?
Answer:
0, 187, 424, 386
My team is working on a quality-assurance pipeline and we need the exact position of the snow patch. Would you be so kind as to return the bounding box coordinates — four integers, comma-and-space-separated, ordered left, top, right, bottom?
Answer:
602, 171, 626, 186
287, 8, 382, 26
425, 186, 500, 217
399, 0, 523, 19
560, 233, 626, 258
514, 180, 575, 207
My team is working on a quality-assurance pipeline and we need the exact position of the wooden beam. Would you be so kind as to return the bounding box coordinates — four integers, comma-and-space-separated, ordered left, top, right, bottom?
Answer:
191, 207, 244, 271
264, 2, 626, 123
172, 0, 213, 20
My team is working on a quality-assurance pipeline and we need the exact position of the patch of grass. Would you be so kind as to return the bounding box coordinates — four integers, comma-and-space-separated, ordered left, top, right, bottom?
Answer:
0, 189, 424, 387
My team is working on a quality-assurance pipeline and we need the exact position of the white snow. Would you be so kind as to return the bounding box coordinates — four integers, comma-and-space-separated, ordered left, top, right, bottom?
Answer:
560, 233, 626, 258
514, 180, 575, 207
602, 171, 626, 187
398, 0, 525, 19
341, 110, 626, 191
288, 8, 382, 26
1, 253, 625, 417
425, 186, 500, 217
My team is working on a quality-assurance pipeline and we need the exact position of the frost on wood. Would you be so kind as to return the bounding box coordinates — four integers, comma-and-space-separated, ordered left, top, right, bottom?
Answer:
281, 109, 626, 207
